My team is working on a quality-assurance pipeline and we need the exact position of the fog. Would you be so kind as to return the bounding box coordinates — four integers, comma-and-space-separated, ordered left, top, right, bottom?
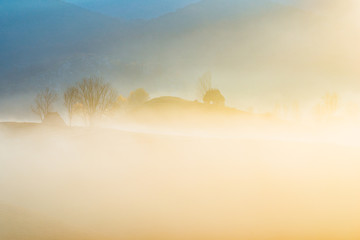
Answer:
2, 121, 360, 239
3, 0, 360, 239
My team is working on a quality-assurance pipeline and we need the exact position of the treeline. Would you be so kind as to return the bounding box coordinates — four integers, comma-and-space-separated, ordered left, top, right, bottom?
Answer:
31, 74, 226, 126
32, 76, 150, 126
31, 73, 356, 126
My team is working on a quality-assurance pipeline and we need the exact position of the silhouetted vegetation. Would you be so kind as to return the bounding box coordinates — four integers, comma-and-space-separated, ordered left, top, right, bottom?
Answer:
128, 88, 149, 108
203, 89, 225, 106
64, 87, 78, 126
28, 74, 357, 127
72, 77, 118, 125
198, 72, 212, 100
31, 88, 58, 121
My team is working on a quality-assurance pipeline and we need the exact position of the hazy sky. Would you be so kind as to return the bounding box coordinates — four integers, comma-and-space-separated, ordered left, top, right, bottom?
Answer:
63, 0, 301, 20
64, 0, 201, 20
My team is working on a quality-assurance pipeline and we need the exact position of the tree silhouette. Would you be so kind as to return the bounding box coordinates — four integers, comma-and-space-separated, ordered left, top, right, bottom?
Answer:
203, 89, 225, 106
115, 95, 127, 109
64, 87, 78, 126
75, 77, 117, 125
197, 72, 212, 100
128, 88, 149, 107
31, 88, 58, 121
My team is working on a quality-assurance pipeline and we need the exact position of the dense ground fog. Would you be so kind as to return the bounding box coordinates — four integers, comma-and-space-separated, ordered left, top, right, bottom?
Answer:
1, 124, 360, 239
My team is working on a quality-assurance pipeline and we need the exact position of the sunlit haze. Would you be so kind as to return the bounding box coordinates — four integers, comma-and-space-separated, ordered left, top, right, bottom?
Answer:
1, 0, 360, 239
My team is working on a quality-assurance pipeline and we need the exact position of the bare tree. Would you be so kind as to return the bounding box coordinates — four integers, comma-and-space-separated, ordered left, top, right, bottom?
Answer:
64, 87, 78, 126
31, 88, 58, 121
75, 77, 117, 125
198, 72, 212, 100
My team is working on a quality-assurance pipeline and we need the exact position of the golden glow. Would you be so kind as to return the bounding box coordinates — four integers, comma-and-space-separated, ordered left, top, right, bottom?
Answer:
2, 117, 360, 239
3, 1, 360, 239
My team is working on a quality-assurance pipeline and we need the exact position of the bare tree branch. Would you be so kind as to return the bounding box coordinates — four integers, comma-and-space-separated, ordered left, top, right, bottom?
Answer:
31, 88, 58, 121
198, 72, 212, 101
64, 87, 78, 126
75, 77, 118, 125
